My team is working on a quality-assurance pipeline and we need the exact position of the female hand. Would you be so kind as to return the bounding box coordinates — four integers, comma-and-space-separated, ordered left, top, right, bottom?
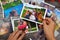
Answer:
8, 30, 26, 40
43, 18, 56, 40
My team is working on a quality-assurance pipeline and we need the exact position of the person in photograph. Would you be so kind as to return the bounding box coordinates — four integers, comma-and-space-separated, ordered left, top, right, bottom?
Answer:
29, 9, 36, 21
9, 10, 18, 17
37, 11, 43, 22
29, 14, 36, 21
32, 2, 36, 5
25, 10, 32, 19
1, 0, 7, 5
35, 12, 38, 21
32, 9, 36, 15
17, 20, 28, 31
17, 20, 29, 33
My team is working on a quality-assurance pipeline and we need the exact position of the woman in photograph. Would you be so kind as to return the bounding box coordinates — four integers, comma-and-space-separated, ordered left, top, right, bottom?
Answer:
29, 14, 36, 21
25, 10, 32, 19
37, 11, 43, 22
29, 9, 36, 21
9, 10, 18, 17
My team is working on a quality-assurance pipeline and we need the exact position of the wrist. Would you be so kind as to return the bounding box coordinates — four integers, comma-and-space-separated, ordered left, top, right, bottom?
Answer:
47, 34, 56, 40
45, 32, 56, 40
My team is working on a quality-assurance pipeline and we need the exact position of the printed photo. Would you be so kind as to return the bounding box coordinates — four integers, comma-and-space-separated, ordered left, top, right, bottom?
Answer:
21, 0, 44, 5
40, 2, 60, 31
54, 9, 60, 30
40, 2, 56, 18
1, 0, 23, 18
11, 18, 38, 33
20, 4, 47, 24
45, 0, 60, 10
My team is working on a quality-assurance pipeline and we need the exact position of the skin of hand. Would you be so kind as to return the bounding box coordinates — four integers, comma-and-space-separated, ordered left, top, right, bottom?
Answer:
7, 30, 26, 40
43, 18, 56, 40
7, 18, 56, 40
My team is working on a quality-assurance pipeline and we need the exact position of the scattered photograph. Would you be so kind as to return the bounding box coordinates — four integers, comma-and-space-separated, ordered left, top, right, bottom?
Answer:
20, 4, 47, 24
1, 0, 23, 18
54, 9, 60, 29
40, 2, 60, 31
45, 0, 60, 10
40, 2, 56, 18
21, 0, 44, 5
11, 18, 38, 33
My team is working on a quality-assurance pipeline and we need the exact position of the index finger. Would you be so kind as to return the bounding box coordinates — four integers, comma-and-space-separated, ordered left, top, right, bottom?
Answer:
18, 32, 26, 40
13, 30, 23, 39
8, 30, 19, 40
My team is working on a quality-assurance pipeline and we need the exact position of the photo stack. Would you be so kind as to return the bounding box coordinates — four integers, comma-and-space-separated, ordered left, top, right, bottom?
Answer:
0, 0, 60, 40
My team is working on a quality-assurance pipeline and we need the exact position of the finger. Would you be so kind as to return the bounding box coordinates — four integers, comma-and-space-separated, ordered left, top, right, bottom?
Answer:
9, 30, 19, 40
43, 20, 47, 26
11, 30, 19, 37
7, 33, 12, 40
45, 18, 53, 22
18, 32, 26, 40
13, 30, 23, 39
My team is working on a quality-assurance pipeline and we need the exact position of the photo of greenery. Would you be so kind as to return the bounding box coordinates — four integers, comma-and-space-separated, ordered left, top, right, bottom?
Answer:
21, 6, 46, 23
1, 0, 22, 10
13, 19, 37, 32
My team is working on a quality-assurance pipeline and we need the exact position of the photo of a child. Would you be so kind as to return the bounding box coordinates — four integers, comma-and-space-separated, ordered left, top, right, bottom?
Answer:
11, 18, 38, 33
9, 10, 18, 17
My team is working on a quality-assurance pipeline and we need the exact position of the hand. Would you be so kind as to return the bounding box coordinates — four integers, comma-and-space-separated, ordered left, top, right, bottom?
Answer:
43, 18, 56, 40
8, 30, 26, 40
